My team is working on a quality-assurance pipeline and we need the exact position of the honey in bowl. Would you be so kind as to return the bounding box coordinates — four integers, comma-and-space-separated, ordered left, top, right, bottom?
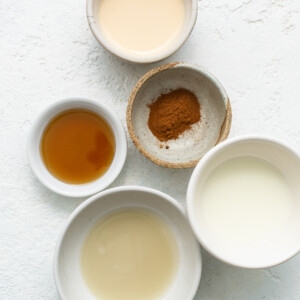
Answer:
41, 108, 115, 184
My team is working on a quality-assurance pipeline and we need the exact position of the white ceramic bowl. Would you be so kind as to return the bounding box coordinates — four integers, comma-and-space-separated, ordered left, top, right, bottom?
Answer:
27, 98, 127, 197
187, 136, 300, 268
86, 0, 198, 63
54, 186, 202, 300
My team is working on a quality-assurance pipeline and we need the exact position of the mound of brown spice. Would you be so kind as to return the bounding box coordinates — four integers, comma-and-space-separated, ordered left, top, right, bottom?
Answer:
148, 88, 201, 142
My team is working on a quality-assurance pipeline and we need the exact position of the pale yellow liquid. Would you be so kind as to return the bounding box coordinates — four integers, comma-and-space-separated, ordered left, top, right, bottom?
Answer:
81, 210, 178, 300
98, 0, 185, 53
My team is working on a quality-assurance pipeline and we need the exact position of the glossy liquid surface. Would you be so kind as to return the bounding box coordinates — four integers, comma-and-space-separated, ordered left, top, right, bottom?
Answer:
197, 157, 293, 246
41, 109, 115, 184
98, 0, 185, 53
81, 210, 178, 300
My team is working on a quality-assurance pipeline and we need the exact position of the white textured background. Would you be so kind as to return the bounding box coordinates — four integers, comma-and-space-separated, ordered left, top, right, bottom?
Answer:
1, 0, 300, 299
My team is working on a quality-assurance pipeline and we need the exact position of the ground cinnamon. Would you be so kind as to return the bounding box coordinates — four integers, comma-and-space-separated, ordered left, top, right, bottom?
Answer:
148, 88, 201, 142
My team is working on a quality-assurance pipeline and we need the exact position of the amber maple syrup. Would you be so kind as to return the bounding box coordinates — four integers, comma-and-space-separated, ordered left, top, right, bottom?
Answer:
41, 108, 115, 184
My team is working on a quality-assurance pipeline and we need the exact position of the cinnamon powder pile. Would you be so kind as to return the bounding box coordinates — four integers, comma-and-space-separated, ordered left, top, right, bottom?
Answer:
148, 88, 201, 142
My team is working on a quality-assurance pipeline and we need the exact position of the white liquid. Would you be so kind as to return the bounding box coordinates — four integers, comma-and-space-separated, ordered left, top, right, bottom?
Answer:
81, 210, 178, 300
197, 157, 293, 246
98, 0, 185, 53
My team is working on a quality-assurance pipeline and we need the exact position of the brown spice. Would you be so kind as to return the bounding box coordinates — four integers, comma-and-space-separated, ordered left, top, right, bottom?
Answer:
148, 88, 201, 142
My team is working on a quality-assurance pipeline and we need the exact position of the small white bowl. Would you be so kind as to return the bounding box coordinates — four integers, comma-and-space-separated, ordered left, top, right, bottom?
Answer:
86, 0, 198, 63
187, 136, 300, 268
54, 186, 202, 299
27, 98, 127, 197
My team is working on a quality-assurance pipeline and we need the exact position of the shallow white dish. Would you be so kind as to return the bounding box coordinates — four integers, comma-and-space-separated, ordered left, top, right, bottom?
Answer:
27, 98, 127, 197
54, 186, 202, 300
86, 0, 198, 63
187, 136, 300, 268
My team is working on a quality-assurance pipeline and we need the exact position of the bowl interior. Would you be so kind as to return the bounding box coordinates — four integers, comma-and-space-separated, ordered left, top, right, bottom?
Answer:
188, 138, 300, 268
87, 0, 197, 63
27, 98, 126, 197
129, 64, 229, 167
55, 188, 201, 300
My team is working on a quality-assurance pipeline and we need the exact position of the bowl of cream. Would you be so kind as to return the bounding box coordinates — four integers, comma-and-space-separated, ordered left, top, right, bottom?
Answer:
86, 0, 198, 63
187, 136, 300, 268
54, 186, 201, 300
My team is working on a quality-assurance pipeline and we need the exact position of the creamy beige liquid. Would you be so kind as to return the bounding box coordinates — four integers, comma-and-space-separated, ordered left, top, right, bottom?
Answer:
98, 0, 185, 53
81, 210, 178, 300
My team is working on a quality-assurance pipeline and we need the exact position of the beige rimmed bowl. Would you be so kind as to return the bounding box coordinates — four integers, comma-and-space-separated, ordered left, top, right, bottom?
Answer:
127, 63, 232, 168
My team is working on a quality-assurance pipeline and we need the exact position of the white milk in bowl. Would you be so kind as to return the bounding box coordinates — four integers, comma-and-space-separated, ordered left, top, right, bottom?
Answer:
196, 156, 293, 247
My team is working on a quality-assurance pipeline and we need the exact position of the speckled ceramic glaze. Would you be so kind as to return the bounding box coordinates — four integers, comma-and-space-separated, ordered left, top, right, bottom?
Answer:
127, 63, 232, 168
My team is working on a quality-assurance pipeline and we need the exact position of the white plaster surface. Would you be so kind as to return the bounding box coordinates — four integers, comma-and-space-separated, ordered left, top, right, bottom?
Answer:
1, 0, 300, 299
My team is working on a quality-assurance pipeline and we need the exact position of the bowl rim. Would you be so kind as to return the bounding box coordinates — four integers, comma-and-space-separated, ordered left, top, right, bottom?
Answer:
27, 97, 127, 197
186, 135, 300, 269
54, 185, 202, 300
86, 0, 198, 63
126, 62, 232, 168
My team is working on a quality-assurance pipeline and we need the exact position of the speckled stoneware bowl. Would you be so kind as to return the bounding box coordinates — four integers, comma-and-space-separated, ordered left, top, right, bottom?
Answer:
127, 63, 232, 168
